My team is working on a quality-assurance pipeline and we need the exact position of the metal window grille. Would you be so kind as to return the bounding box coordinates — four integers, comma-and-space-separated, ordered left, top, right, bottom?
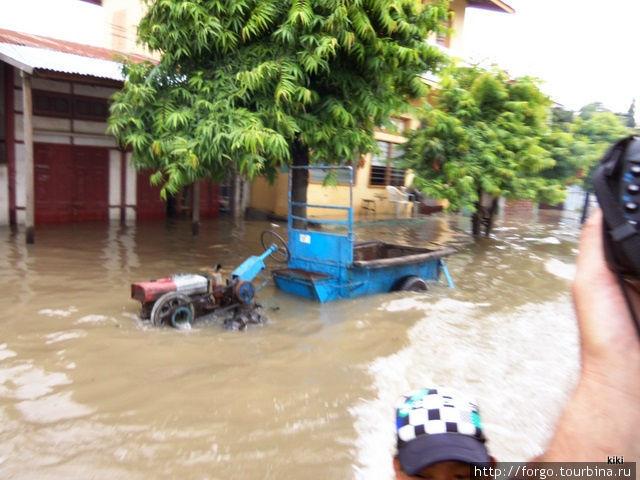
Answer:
369, 141, 406, 187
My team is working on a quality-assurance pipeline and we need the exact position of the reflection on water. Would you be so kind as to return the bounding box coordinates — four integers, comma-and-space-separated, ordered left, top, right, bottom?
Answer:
0, 211, 581, 479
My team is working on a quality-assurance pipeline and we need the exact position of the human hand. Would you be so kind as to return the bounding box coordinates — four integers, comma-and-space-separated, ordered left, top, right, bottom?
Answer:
572, 208, 640, 372
542, 209, 640, 461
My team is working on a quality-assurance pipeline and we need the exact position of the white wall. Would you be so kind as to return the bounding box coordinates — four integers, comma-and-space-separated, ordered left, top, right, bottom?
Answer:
14, 143, 26, 225
109, 149, 121, 221
0, 165, 8, 225
125, 152, 136, 222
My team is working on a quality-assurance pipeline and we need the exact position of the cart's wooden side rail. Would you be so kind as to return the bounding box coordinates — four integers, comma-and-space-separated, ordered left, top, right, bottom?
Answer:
352, 247, 456, 269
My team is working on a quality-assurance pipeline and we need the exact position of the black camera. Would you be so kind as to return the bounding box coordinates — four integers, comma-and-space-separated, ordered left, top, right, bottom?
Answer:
593, 136, 640, 280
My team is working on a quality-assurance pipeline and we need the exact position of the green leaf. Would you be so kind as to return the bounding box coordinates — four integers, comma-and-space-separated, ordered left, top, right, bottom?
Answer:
109, 0, 450, 198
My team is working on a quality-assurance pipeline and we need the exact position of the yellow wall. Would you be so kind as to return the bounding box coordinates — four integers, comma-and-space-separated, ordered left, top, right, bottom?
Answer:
249, 168, 414, 220
102, 0, 158, 58
249, 118, 416, 220
448, 0, 467, 54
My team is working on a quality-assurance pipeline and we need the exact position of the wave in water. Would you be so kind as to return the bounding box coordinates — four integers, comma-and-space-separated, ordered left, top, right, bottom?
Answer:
350, 296, 579, 480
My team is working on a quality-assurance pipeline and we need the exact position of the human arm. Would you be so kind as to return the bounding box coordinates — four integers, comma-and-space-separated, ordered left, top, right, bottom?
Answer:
541, 209, 640, 460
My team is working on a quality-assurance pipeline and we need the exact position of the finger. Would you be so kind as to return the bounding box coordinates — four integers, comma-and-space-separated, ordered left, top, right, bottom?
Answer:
575, 209, 617, 289
580, 209, 640, 309
573, 209, 640, 359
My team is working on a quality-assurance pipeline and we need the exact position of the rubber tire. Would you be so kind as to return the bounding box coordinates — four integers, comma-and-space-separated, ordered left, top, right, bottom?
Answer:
170, 306, 193, 329
393, 275, 428, 292
149, 291, 195, 328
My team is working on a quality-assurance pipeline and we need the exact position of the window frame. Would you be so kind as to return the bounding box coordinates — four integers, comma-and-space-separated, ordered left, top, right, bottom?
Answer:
369, 141, 406, 188
32, 89, 110, 122
32, 89, 72, 118
72, 94, 110, 122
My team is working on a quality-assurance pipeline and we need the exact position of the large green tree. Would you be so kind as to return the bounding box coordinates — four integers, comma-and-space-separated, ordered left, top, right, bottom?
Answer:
403, 65, 565, 236
108, 0, 449, 222
540, 106, 590, 186
572, 109, 633, 190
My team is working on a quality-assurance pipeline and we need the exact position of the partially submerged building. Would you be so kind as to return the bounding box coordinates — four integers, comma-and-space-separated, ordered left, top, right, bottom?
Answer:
0, 27, 220, 230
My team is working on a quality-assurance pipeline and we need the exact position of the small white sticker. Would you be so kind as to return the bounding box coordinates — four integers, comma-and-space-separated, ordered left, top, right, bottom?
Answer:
300, 234, 311, 244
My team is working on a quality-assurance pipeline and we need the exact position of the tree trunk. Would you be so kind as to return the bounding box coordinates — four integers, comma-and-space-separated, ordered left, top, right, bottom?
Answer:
191, 180, 200, 236
472, 196, 499, 237
291, 136, 309, 230
471, 205, 481, 236
483, 197, 499, 237
229, 171, 244, 219
472, 186, 483, 236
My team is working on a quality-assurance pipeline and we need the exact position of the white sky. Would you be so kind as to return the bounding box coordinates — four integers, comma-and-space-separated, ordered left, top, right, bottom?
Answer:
0, 0, 104, 46
461, 0, 640, 114
2, 0, 638, 116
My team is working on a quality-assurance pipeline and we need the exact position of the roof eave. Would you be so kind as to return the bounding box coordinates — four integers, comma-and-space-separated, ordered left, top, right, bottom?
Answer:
0, 50, 33, 74
467, 0, 515, 14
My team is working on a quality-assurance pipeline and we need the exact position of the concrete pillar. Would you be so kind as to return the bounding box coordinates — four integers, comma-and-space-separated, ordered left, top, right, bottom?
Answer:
20, 71, 34, 244
125, 152, 136, 222
108, 149, 121, 221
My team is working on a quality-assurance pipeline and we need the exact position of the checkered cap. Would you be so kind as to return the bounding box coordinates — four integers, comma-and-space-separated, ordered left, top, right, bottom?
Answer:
395, 387, 489, 475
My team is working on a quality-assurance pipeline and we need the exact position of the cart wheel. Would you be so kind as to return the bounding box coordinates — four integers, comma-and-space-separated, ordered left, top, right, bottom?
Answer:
393, 276, 428, 292
234, 280, 255, 304
260, 229, 290, 263
149, 292, 195, 328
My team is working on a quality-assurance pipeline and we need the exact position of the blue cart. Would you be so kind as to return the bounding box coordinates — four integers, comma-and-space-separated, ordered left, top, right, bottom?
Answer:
271, 166, 455, 302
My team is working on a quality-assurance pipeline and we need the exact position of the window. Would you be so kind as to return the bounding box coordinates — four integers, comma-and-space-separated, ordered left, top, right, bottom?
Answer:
390, 117, 408, 133
379, 117, 409, 134
74, 97, 109, 121
369, 141, 406, 187
32, 90, 109, 121
33, 91, 71, 117
435, 12, 452, 48
309, 167, 354, 185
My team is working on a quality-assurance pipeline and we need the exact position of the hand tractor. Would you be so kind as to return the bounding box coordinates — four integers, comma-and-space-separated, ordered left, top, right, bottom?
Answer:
131, 230, 289, 330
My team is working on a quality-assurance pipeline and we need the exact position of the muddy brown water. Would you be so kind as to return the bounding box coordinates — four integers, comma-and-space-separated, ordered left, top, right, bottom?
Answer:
0, 211, 581, 479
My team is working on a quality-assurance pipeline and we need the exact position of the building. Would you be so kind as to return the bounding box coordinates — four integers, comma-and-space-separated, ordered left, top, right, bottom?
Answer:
0, 1, 219, 230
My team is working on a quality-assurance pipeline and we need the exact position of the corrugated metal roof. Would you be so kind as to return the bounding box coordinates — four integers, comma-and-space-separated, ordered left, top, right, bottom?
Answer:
0, 42, 124, 81
0, 28, 154, 64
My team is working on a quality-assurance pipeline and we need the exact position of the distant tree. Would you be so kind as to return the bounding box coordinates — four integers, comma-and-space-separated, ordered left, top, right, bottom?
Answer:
573, 110, 633, 190
551, 105, 574, 126
403, 65, 565, 236
108, 0, 449, 220
541, 105, 589, 185
579, 102, 608, 120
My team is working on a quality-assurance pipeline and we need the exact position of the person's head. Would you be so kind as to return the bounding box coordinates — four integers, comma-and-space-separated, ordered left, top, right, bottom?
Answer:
394, 387, 493, 479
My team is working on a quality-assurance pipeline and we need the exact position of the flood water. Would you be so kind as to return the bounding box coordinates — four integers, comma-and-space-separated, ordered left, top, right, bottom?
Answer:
0, 210, 582, 479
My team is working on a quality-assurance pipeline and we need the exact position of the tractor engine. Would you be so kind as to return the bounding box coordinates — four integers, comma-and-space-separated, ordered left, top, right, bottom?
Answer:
131, 274, 209, 306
